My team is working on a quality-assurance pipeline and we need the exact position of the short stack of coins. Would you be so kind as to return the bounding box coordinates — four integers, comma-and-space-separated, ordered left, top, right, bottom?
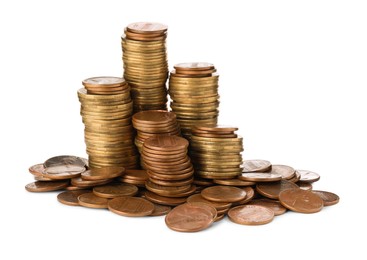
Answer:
122, 22, 169, 112
142, 136, 196, 201
168, 62, 219, 138
189, 126, 243, 179
132, 110, 180, 167
78, 77, 139, 169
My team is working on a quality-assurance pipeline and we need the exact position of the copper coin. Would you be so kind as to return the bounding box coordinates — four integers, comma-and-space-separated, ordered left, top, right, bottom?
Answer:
232, 186, 255, 206
127, 22, 168, 34
44, 155, 86, 176
174, 62, 215, 71
148, 176, 194, 187
228, 205, 274, 225
144, 136, 189, 151
28, 163, 45, 176
186, 194, 231, 210
239, 172, 282, 182
124, 169, 148, 181
81, 167, 125, 180
132, 110, 176, 124
25, 180, 69, 192
297, 170, 321, 183
242, 159, 272, 173
193, 178, 214, 186
167, 185, 196, 198
201, 185, 247, 203
144, 190, 187, 206
93, 183, 138, 198
57, 190, 90, 206
165, 203, 216, 232
248, 199, 287, 216
256, 180, 299, 199
42, 166, 85, 180
312, 190, 339, 206
214, 214, 225, 222
65, 185, 88, 191
150, 204, 172, 216
213, 178, 255, 186
270, 165, 295, 180
279, 189, 324, 213
82, 76, 126, 87
288, 170, 301, 183
71, 177, 113, 187
298, 182, 313, 190
194, 125, 238, 133
34, 175, 54, 181
78, 192, 109, 208
108, 197, 154, 217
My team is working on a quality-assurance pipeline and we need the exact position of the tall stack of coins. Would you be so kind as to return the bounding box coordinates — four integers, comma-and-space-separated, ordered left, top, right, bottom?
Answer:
189, 126, 243, 179
78, 77, 139, 169
132, 110, 180, 168
168, 62, 219, 138
142, 136, 196, 199
122, 22, 169, 112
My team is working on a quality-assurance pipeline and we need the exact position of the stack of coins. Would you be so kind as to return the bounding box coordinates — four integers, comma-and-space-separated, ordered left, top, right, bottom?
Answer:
132, 110, 180, 155
189, 126, 243, 179
122, 22, 169, 112
78, 77, 139, 169
168, 62, 219, 138
142, 136, 196, 199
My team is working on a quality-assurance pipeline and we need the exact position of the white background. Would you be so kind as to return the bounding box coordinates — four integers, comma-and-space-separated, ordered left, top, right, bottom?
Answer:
0, 0, 366, 259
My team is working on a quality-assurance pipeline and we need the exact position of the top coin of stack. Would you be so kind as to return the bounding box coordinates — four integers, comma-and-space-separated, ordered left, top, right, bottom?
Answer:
189, 126, 243, 179
168, 62, 219, 138
122, 22, 169, 112
78, 77, 139, 169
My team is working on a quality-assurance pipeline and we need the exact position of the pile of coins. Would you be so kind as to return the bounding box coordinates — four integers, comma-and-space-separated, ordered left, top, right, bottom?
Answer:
169, 62, 219, 138
142, 136, 195, 198
78, 77, 139, 169
132, 110, 180, 167
189, 126, 243, 179
122, 22, 169, 112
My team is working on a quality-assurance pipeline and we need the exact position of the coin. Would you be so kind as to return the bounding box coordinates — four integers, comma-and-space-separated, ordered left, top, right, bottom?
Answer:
239, 172, 282, 182
144, 136, 188, 151
248, 199, 287, 216
279, 189, 324, 213
25, 180, 69, 192
174, 62, 215, 71
201, 185, 247, 203
298, 182, 313, 190
71, 177, 113, 188
150, 204, 172, 216
186, 194, 232, 210
213, 178, 255, 186
165, 203, 216, 232
144, 190, 187, 206
123, 169, 148, 181
42, 166, 85, 180
256, 180, 299, 199
93, 183, 138, 198
232, 186, 255, 206
44, 155, 86, 169
81, 167, 125, 180
126, 22, 168, 34
228, 205, 274, 225
270, 165, 295, 179
312, 190, 339, 206
78, 192, 109, 209
57, 190, 90, 206
108, 197, 154, 217
28, 163, 45, 176
297, 170, 321, 183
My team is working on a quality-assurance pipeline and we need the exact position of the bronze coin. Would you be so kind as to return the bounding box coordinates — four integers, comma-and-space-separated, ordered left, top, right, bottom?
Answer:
81, 167, 125, 180
126, 22, 168, 34
148, 168, 194, 181
213, 178, 255, 186
165, 203, 216, 232
298, 182, 313, 190
256, 180, 299, 199
42, 166, 85, 180
57, 190, 90, 206
312, 190, 339, 206
270, 165, 295, 180
228, 205, 274, 225
82, 76, 126, 87
201, 185, 247, 203
186, 194, 231, 210
78, 192, 109, 209
93, 183, 138, 198
144, 135, 189, 151
28, 163, 45, 176
149, 204, 172, 216
144, 190, 187, 206
279, 189, 324, 213
71, 177, 113, 187
25, 180, 69, 192
242, 160, 272, 173
297, 170, 321, 183
232, 186, 255, 206
239, 172, 282, 182
124, 169, 148, 181
248, 199, 287, 216
108, 197, 154, 217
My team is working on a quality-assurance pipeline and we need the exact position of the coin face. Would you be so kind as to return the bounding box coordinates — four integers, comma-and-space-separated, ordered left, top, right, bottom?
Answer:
78, 192, 109, 209
108, 197, 154, 217
239, 172, 282, 182
144, 136, 189, 151
127, 22, 168, 34
248, 199, 287, 216
43, 155, 86, 179
57, 190, 90, 206
256, 180, 299, 199
25, 180, 69, 192
270, 165, 295, 179
241, 160, 272, 173
186, 194, 231, 210
201, 185, 247, 203
44, 155, 86, 169
279, 189, 324, 213
297, 170, 321, 183
82, 76, 125, 87
165, 203, 216, 232
93, 183, 138, 198
312, 190, 339, 206
228, 205, 274, 225
149, 204, 171, 216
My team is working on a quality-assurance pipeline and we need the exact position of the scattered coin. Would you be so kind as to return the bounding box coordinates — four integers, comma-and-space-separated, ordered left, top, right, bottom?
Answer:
150, 204, 172, 216
279, 189, 324, 213
81, 167, 125, 181
93, 183, 138, 198
312, 190, 340, 206
25, 180, 69, 192
201, 185, 247, 203
248, 199, 287, 216
297, 170, 321, 183
270, 165, 295, 180
108, 197, 154, 217
57, 190, 90, 206
228, 205, 274, 225
78, 192, 109, 209
239, 172, 282, 182
242, 160, 272, 173
256, 179, 299, 199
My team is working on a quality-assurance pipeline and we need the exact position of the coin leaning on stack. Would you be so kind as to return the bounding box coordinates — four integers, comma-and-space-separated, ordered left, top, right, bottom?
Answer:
78, 77, 139, 169
169, 62, 219, 138
122, 22, 169, 112
189, 126, 243, 179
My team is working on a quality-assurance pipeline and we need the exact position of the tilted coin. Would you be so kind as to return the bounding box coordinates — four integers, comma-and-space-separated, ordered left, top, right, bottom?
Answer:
25, 180, 69, 192
149, 204, 172, 216
239, 172, 282, 182
57, 190, 90, 206
201, 185, 247, 203
108, 197, 154, 217
81, 167, 125, 180
270, 165, 295, 180
312, 190, 339, 206
279, 189, 324, 213
256, 179, 299, 199
93, 183, 138, 198
248, 199, 287, 216
228, 205, 274, 225
78, 192, 109, 209
28, 163, 45, 176
297, 170, 321, 183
